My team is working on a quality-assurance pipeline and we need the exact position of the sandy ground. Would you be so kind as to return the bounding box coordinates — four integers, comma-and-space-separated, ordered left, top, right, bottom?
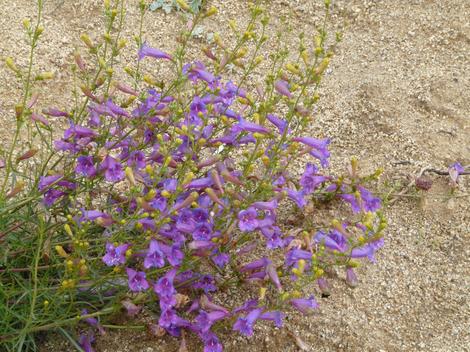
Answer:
1, 0, 469, 351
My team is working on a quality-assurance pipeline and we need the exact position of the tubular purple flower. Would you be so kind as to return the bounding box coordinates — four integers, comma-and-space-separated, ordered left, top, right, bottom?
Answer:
201, 332, 223, 352
122, 299, 141, 317
38, 175, 62, 191
314, 230, 348, 252
317, 277, 331, 297
266, 113, 289, 134
233, 308, 262, 337
274, 80, 292, 98
81, 309, 106, 335
346, 267, 358, 288
138, 42, 172, 61
238, 208, 259, 232
351, 238, 384, 262
102, 242, 129, 266
251, 199, 278, 212
154, 269, 177, 306
100, 155, 125, 182
193, 275, 217, 293
240, 257, 270, 273
144, 239, 166, 269
42, 107, 69, 117
289, 296, 318, 315
31, 112, 49, 126
260, 311, 284, 328
78, 332, 95, 352
185, 177, 214, 190
188, 240, 216, 251
285, 188, 306, 208
76, 156, 96, 177
285, 248, 312, 268
449, 162, 465, 183
234, 118, 270, 134
266, 263, 282, 291
200, 294, 229, 313
126, 268, 149, 292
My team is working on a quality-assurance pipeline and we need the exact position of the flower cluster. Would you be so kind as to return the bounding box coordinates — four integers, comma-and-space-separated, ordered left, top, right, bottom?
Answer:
39, 21, 384, 352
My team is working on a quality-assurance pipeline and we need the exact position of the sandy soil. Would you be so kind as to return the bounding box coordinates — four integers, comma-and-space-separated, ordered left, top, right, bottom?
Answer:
1, 0, 469, 351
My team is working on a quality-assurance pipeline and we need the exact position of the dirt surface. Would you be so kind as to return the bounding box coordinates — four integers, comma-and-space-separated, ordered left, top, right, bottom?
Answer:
1, 0, 469, 351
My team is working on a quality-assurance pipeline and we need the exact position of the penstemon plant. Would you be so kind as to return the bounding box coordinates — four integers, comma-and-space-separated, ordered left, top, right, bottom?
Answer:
0, 0, 386, 351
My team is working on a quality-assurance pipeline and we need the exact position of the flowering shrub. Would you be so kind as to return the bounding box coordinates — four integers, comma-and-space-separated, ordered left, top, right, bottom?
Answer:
0, 0, 386, 351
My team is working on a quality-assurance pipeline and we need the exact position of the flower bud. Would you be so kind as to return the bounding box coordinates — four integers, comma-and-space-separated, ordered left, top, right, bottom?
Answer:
22, 18, 31, 30
176, 0, 190, 11
64, 224, 74, 239
346, 267, 358, 288
36, 71, 54, 80
17, 149, 38, 162
5, 57, 20, 73
125, 166, 136, 186
55, 245, 69, 258
80, 34, 94, 50
205, 6, 218, 17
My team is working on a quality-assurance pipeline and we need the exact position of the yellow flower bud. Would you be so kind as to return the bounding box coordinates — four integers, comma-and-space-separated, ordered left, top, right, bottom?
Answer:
161, 190, 171, 198
80, 34, 94, 49
205, 6, 218, 17
259, 287, 267, 300
176, 0, 190, 11
55, 245, 69, 258
22, 18, 31, 30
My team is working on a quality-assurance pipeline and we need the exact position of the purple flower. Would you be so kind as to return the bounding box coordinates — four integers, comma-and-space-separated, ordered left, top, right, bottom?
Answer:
274, 80, 292, 98
100, 155, 124, 182
185, 176, 214, 190
138, 42, 172, 61
233, 308, 262, 336
38, 175, 62, 191
285, 248, 312, 268
300, 163, 327, 194
293, 136, 330, 167
285, 188, 306, 208
193, 275, 217, 293
314, 230, 348, 252
195, 310, 228, 333
449, 162, 465, 183
260, 311, 284, 328
160, 244, 184, 266
289, 296, 318, 315
144, 239, 166, 269
126, 268, 149, 292
76, 156, 96, 177
78, 332, 95, 352
266, 114, 289, 134
238, 208, 259, 232
43, 189, 65, 206
176, 208, 195, 233
81, 309, 106, 335
102, 242, 129, 266
340, 186, 381, 213
351, 238, 384, 262
251, 199, 278, 212
346, 267, 358, 287
233, 118, 270, 134
266, 263, 282, 291
192, 208, 209, 223
212, 251, 229, 268
240, 258, 270, 273
201, 332, 223, 352
154, 269, 177, 308
193, 222, 213, 241
127, 151, 146, 169
163, 178, 178, 192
